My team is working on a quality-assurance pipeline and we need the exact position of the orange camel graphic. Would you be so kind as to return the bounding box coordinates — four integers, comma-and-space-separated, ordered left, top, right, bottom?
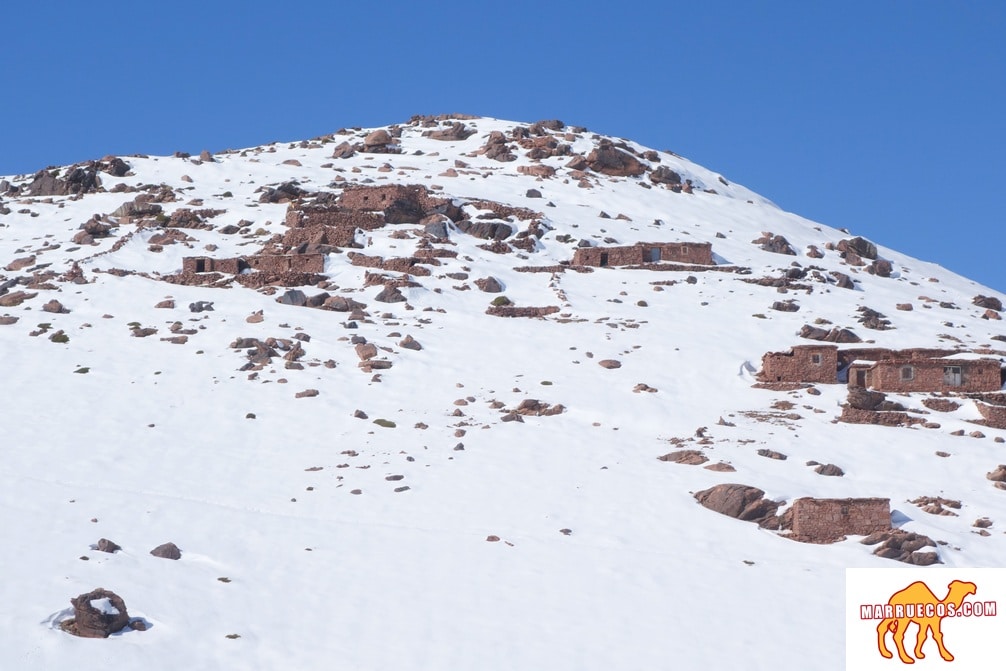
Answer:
876, 579, 977, 664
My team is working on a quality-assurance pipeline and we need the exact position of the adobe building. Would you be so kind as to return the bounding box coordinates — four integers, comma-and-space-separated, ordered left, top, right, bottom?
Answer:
847, 354, 1003, 393
759, 344, 839, 384
790, 497, 890, 541
572, 241, 713, 267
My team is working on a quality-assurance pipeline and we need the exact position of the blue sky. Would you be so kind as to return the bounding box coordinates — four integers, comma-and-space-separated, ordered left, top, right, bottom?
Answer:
3, 1, 1004, 291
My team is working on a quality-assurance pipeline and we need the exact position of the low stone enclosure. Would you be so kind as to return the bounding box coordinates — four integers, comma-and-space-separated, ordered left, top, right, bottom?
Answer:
788, 497, 891, 541
572, 241, 713, 267
760, 344, 1004, 393
182, 254, 325, 275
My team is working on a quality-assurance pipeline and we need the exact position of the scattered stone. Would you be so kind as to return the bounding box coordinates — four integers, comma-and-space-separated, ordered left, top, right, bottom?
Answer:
154, 299, 175, 309
598, 359, 621, 369
42, 299, 68, 314
757, 449, 787, 460
295, 389, 320, 398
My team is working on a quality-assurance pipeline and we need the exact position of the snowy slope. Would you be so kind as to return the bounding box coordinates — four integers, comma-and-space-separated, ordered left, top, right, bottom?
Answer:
1, 115, 1004, 670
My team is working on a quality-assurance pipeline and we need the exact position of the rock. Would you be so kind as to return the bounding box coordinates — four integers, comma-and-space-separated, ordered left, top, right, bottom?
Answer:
757, 449, 787, 460
198, 150, 215, 163
295, 389, 320, 399
986, 465, 1006, 482
838, 236, 878, 260
831, 271, 855, 289
526, 188, 542, 198
815, 463, 845, 477
355, 343, 378, 360
374, 286, 406, 303
42, 299, 68, 314
474, 276, 504, 293
974, 295, 1003, 311
399, 335, 422, 351
649, 165, 682, 187
757, 234, 796, 255
585, 140, 646, 177
657, 450, 708, 465
770, 300, 799, 312
896, 303, 913, 311
693, 484, 781, 524
64, 588, 130, 638
861, 530, 939, 565
96, 538, 121, 553
847, 388, 886, 410
0, 291, 37, 307
278, 290, 308, 307
598, 359, 621, 369
150, 542, 181, 560
154, 299, 175, 309
331, 141, 356, 159
425, 122, 475, 141
188, 301, 214, 313
868, 259, 893, 277
363, 129, 393, 148
517, 164, 556, 178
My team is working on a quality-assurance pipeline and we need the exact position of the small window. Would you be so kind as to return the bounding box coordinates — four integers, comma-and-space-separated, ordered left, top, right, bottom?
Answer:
840, 505, 849, 516
900, 366, 914, 381
811, 354, 822, 365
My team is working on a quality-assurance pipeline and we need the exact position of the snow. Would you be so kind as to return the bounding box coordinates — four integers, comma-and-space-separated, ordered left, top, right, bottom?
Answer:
1, 116, 1005, 670
89, 598, 120, 616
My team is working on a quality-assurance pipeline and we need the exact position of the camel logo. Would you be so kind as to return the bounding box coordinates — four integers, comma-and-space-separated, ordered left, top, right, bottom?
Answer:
848, 569, 1000, 669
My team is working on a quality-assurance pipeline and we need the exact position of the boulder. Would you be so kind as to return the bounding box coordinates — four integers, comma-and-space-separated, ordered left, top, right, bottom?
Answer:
838, 236, 878, 260
474, 276, 504, 293
868, 259, 893, 277
96, 538, 121, 553
657, 450, 708, 465
585, 140, 646, 177
150, 542, 181, 560
649, 165, 682, 186
847, 388, 886, 410
374, 286, 406, 303
399, 335, 422, 351
694, 484, 781, 524
64, 588, 130, 638
363, 129, 392, 148
974, 295, 1003, 312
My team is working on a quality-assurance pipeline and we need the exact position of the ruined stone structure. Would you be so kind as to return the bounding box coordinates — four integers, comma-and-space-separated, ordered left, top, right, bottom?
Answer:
336, 184, 461, 222
790, 497, 890, 541
759, 344, 839, 384
969, 393, 1006, 429
572, 241, 713, 267
847, 356, 1002, 393
183, 253, 325, 275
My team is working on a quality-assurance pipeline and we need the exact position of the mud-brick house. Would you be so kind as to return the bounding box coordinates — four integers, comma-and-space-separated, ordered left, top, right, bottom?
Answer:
790, 497, 890, 541
847, 353, 1003, 393
572, 241, 713, 267
759, 344, 839, 384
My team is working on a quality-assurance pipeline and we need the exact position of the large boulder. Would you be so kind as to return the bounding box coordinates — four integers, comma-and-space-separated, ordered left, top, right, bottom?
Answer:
838, 236, 878, 260
974, 295, 1003, 312
64, 588, 130, 638
585, 140, 646, 177
694, 484, 781, 525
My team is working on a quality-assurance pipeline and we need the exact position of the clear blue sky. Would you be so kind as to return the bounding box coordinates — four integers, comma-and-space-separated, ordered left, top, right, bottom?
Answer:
3, 1, 1004, 291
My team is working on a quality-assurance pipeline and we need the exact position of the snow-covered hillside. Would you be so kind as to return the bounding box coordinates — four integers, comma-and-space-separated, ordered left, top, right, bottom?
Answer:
1, 115, 1004, 670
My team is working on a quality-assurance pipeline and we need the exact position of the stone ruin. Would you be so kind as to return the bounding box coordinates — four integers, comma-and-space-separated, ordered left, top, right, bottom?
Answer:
572, 241, 713, 267
60, 588, 140, 638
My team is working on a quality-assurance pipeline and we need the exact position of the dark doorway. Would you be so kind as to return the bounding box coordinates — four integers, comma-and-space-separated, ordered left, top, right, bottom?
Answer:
599, 252, 609, 267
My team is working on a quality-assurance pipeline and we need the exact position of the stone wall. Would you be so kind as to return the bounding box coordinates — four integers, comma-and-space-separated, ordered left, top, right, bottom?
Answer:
182, 257, 244, 274
975, 400, 1006, 429
855, 359, 1001, 393
285, 205, 385, 231
760, 345, 838, 384
572, 242, 713, 267
246, 254, 325, 274
790, 497, 890, 540
839, 407, 927, 427
837, 347, 959, 369
283, 225, 357, 249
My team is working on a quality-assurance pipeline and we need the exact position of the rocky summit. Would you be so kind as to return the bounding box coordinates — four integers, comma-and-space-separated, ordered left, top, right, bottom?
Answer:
5, 115, 1006, 669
